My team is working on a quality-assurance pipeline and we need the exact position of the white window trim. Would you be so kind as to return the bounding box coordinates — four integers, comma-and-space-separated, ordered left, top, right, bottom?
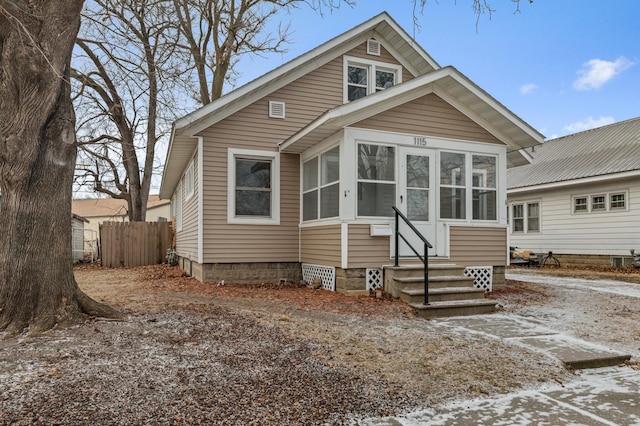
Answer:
610, 192, 627, 210
184, 158, 195, 201
343, 55, 402, 103
174, 183, 183, 232
509, 200, 540, 234
572, 191, 629, 213
227, 148, 280, 225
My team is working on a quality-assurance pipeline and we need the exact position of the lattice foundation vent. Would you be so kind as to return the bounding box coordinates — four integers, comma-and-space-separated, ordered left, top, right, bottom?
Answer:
301, 264, 336, 291
464, 266, 493, 292
366, 268, 383, 291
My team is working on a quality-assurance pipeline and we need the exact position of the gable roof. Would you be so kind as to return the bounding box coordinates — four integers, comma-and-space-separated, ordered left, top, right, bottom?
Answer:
160, 12, 440, 199
279, 66, 543, 167
72, 195, 169, 219
508, 117, 640, 192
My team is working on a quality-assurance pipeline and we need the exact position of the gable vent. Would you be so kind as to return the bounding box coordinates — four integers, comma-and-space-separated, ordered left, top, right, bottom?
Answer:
269, 101, 285, 119
366, 38, 381, 56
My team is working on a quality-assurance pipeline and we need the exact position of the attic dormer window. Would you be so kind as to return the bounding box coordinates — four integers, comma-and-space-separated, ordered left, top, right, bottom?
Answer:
344, 56, 402, 103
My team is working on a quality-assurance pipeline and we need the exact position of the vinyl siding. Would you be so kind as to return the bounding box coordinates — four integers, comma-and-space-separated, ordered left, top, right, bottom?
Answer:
177, 152, 199, 260
198, 41, 411, 263
449, 225, 507, 266
508, 177, 640, 256
301, 225, 342, 265
354, 93, 501, 144
348, 224, 391, 268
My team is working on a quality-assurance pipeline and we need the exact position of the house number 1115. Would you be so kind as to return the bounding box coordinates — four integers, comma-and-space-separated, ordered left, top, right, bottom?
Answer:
414, 137, 427, 146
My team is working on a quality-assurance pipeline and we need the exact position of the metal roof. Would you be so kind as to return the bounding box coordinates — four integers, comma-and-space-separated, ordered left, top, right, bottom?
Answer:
508, 117, 640, 190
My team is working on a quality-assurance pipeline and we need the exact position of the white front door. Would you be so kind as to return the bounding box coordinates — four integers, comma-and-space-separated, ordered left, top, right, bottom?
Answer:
394, 147, 439, 258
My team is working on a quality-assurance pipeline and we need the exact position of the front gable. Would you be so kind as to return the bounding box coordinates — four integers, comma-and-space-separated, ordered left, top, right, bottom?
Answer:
354, 93, 501, 145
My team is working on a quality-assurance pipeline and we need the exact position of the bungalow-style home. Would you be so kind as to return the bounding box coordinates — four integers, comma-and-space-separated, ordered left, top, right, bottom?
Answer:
160, 12, 543, 297
508, 117, 640, 268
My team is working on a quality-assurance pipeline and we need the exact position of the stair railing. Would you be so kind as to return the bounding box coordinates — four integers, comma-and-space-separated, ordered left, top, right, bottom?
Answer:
392, 206, 433, 305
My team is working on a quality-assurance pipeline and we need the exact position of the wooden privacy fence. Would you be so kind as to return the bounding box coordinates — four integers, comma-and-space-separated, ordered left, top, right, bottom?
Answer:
100, 221, 173, 267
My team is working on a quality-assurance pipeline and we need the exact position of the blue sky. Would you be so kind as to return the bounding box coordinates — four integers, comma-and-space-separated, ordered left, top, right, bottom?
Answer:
233, 1, 639, 140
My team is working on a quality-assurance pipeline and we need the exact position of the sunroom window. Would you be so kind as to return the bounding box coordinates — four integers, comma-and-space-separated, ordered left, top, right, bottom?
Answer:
357, 143, 395, 217
440, 152, 466, 219
303, 146, 340, 221
472, 155, 496, 220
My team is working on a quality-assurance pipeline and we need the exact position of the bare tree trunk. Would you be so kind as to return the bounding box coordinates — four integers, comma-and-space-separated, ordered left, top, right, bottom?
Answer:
0, 0, 120, 335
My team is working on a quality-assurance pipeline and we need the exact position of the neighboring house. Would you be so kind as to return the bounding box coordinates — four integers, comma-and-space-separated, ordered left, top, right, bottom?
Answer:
160, 12, 543, 293
72, 195, 171, 238
507, 117, 640, 267
72, 213, 89, 261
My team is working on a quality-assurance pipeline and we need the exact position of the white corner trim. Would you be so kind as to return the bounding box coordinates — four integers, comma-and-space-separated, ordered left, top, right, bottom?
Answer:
197, 137, 204, 264
227, 148, 280, 225
341, 222, 349, 269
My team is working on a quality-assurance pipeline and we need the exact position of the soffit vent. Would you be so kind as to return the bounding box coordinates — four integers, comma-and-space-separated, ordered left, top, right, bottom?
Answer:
269, 101, 285, 119
366, 38, 381, 56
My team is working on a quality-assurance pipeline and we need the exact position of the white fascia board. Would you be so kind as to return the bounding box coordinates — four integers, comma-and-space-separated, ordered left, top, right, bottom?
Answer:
442, 67, 545, 144
159, 125, 179, 199
507, 170, 640, 194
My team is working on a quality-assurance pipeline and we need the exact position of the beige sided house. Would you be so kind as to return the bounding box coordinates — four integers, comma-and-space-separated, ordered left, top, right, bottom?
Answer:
160, 13, 543, 294
508, 117, 640, 267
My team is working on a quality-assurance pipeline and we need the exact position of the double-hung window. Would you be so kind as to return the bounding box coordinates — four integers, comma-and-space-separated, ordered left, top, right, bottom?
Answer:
303, 146, 340, 221
357, 143, 395, 217
228, 149, 280, 224
344, 56, 401, 102
610, 193, 626, 209
511, 201, 540, 233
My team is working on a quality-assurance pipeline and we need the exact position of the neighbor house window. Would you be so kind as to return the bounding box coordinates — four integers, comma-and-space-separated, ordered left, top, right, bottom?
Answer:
610, 193, 626, 209
574, 196, 588, 213
303, 146, 340, 221
591, 194, 606, 211
511, 201, 539, 233
227, 149, 280, 224
512, 204, 524, 232
472, 155, 496, 220
440, 152, 466, 219
527, 202, 540, 232
357, 143, 395, 217
344, 56, 401, 102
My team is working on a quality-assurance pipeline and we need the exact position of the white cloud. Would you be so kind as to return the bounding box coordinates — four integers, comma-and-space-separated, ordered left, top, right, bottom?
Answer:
519, 83, 538, 95
573, 56, 633, 91
563, 116, 615, 133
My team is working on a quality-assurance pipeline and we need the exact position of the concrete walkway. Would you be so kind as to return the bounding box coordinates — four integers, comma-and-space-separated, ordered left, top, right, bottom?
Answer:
363, 366, 640, 425
360, 313, 635, 425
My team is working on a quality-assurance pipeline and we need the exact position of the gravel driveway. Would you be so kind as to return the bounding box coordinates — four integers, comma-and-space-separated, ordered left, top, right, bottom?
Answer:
0, 265, 637, 424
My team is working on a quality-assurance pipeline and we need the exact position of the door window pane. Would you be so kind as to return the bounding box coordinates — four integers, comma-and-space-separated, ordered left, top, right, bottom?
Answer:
407, 189, 429, 221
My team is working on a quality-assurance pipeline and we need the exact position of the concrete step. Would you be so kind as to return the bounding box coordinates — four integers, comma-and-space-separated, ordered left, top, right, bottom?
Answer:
400, 286, 486, 304
409, 299, 497, 319
385, 264, 467, 279
393, 275, 476, 291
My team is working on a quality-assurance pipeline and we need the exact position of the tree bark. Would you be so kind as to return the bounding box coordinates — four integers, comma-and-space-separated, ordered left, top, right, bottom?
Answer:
0, 0, 120, 335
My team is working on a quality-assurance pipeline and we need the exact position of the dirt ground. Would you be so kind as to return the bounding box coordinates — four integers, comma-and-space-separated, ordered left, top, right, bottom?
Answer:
0, 264, 638, 425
